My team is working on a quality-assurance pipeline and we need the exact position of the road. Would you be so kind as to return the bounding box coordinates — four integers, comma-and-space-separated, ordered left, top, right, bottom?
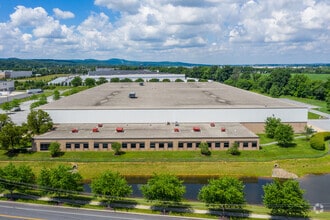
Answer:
0, 201, 201, 220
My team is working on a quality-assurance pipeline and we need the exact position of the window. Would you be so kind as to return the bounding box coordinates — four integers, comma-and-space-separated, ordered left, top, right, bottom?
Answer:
150, 142, 156, 148
215, 142, 221, 148
66, 143, 71, 149
74, 143, 80, 149
224, 142, 229, 148
207, 142, 212, 148
83, 143, 89, 149
103, 143, 108, 149
94, 143, 99, 149
178, 142, 184, 148
187, 142, 193, 148
131, 143, 136, 149
252, 142, 257, 148
159, 143, 164, 148
122, 142, 127, 149
40, 143, 49, 151
139, 142, 145, 148
243, 142, 249, 148
168, 142, 173, 148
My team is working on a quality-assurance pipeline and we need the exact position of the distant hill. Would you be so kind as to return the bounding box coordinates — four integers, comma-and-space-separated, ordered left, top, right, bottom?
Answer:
0, 58, 204, 69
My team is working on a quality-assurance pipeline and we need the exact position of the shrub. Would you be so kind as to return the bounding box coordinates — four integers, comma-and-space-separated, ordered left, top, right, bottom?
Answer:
227, 142, 240, 155
49, 142, 61, 157
199, 142, 211, 156
310, 132, 330, 151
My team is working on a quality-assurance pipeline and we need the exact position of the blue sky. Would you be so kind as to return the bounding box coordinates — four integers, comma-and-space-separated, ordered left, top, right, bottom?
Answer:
0, 0, 329, 65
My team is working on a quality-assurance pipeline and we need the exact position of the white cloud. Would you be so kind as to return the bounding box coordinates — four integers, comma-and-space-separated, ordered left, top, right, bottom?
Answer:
0, 1, 329, 63
53, 8, 75, 19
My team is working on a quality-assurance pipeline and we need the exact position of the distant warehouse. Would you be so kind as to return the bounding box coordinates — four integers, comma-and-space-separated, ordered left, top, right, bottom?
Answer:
33, 82, 307, 152
0, 70, 32, 79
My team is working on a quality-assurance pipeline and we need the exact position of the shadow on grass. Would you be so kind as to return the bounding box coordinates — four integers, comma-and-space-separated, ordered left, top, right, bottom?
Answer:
52, 195, 93, 207
151, 203, 193, 215
4, 148, 36, 158
278, 143, 297, 148
208, 207, 251, 219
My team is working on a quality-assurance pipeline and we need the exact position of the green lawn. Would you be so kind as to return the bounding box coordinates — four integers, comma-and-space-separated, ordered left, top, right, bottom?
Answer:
16, 74, 70, 83
281, 95, 330, 114
292, 73, 330, 81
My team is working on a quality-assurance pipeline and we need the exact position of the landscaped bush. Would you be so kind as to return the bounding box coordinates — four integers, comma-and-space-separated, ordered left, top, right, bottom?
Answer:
310, 132, 330, 150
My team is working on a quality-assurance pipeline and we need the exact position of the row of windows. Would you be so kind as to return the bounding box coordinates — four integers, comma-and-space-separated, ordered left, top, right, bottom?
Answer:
40, 141, 258, 151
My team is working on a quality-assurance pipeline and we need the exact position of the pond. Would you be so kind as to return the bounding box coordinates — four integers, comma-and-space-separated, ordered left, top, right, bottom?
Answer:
85, 174, 330, 211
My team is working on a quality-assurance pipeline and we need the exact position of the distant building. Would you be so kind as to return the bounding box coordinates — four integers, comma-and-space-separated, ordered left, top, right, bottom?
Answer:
0, 70, 32, 79
0, 81, 14, 92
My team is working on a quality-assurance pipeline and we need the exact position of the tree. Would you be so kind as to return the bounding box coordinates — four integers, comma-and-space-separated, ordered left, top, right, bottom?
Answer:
326, 91, 330, 111
53, 90, 60, 100
274, 123, 294, 146
227, 142, 240, 155
110, 77, 120, 83
49, 142, 61, 157
111, 142, 122, 155
84, 78, 96, 87
199, 142, 211, 156
70, 76, 82, 87
175, 78, 184, 82
0, 123, 24, 151
96, 77, 108, 85
198, 177, 245, 213
264, 117, 281, 138
141, 173, 185, 205
0, 113, 12, 129
0, 163, 36, 198
1, 102, 12, 112
263, 179, 310, 217
27, 110, 53, 135
38, 165, 83, 196
91, 171, 132, 207
303, 125, 314, 140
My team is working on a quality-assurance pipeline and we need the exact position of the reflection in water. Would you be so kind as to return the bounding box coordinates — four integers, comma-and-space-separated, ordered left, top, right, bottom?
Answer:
86, 174, 330, 211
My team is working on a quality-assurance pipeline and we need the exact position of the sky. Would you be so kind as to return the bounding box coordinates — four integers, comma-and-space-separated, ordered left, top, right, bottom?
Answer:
0, 0, 329, 65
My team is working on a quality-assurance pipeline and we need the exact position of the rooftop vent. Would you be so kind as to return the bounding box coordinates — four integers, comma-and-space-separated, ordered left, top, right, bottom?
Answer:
193, 127, 201, 132
139, 82, 144, 86
221, 127, 226, 132
210, 122, 215, 127
71, 128, 78, 133
116, 127, 124, 132
174, 128, 180, 132
92, 127, 99, 132
98, 123, 103, 127
129, 92, 136, 98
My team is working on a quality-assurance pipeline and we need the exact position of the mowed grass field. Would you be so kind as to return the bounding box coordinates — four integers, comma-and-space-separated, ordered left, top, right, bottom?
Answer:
0, 137, 328, 180
291, 73, 330, 81
16, 74, 69, 82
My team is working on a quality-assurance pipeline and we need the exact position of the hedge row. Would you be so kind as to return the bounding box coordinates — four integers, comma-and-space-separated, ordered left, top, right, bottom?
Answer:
310, 132, 330, 150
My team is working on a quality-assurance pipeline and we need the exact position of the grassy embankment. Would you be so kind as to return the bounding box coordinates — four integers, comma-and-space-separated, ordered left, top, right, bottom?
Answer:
0, 135, 329, 180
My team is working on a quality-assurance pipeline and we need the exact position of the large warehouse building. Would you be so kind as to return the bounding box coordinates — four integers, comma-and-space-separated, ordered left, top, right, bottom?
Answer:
33, 82, 307, 152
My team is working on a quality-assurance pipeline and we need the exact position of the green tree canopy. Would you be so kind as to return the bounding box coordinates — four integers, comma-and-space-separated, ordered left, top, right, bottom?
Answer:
0, 113, 12, 129
0, 123, 24, 151
274, 123, 294, 146
264, 117, 281, 138
141, 173, 185, 204
53, 90, 60, 100
198, 177, 245, 210
70, 76, 82, 87
38, 165, 83, 196
91, 171, 132, 206
49, 142, 61, 157
84, 78, 96, 87
199, 142, 211, 156
111, 142, 121, 155
1, 102, 12, 112
27, 110, 53, 135
96, 77, 108, 85
0, 163, 35, 198
263, 179, 310, 217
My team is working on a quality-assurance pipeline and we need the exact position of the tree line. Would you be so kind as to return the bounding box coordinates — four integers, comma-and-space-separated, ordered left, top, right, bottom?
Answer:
0, 163, 310, 217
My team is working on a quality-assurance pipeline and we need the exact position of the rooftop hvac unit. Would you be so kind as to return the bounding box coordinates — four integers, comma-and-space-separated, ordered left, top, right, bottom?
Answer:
116, 127, 124, 132
92, 127, 99, 132
98, 123, 103, 127
71, 128, 78, 133
221, 127, 226, 132
174, 128, 180, 132
129, 92, 136, 98
193, 127, 201, 132
210, 122, 215, 127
